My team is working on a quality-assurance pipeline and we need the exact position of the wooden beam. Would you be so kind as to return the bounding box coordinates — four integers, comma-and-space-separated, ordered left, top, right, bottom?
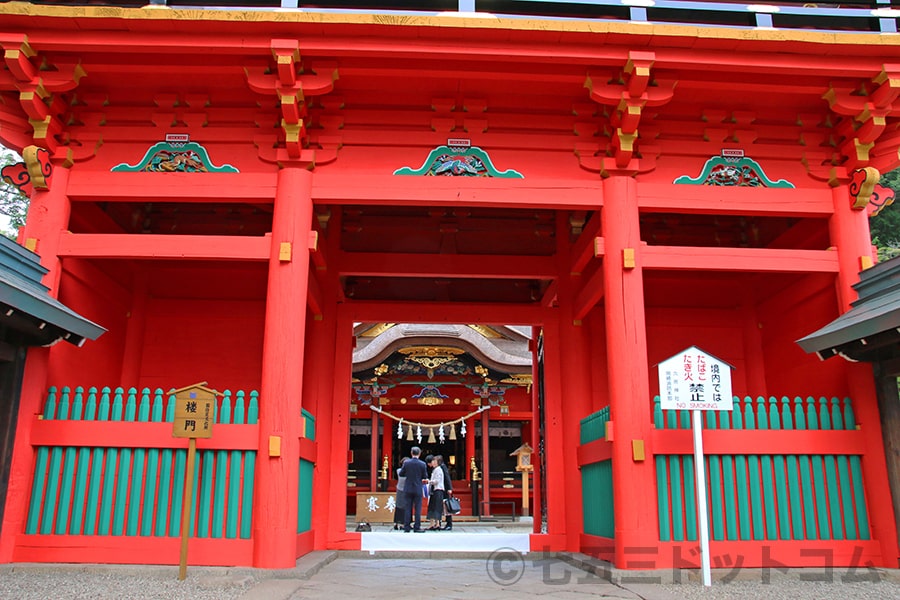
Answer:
68, 202, 127, 234
307, 270, 323, 320
57, 232, 271, 261
879, 357, 900, 378
540, 279, 559, 308
642, 246, 839, 273
570, 211, 603, 275
765, 217, 830, 249
573, 265, 605, 322
327, 129, 579, 152
12, 23, 894, 81
309, 230, 327, 270
30, 417, 258, 450
338, 300, 543, 326
312, 174, 603, 210
577, 438, 612, 466
337, 251, 557, 280
13, 535, 252, 567
67, 172, 277, 203
298, 437, 317, 463
638, 183, 833, 217
650, 428, 866, 455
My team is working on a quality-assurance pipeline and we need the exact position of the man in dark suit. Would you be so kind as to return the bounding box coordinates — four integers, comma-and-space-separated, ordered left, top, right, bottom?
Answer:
398, 446, 429, 532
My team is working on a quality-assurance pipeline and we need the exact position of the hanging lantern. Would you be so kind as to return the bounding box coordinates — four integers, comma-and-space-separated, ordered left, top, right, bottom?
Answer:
416, 425, 423, 444
449, 423, 456, 440
438, 423, 445, 444
428, 427, 436, 444
397, 419, 403, 439
407, 425, 414, 441
460, 419, 467, 437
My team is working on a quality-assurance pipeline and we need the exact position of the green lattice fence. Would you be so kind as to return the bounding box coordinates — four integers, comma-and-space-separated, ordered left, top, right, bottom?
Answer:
580, 406, 614, 538
26, 386, 259, 539
298, 407, 316, 534
653, 396, 870, 543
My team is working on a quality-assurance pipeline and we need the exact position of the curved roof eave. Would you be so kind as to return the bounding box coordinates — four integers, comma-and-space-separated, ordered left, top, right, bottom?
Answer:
353, 323, 532, 373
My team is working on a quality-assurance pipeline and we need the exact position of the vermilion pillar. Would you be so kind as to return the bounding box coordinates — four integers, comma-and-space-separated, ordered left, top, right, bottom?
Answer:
0, 164, 72, 561
465, 414, 476, 490
254, 165, 313, 568
381, 411, 392, 489
601, 176, 659, 567
530, 326, 542, 534
325, 309, 353, 547
553, 213, 592, 548
830, 184, 900, 567
20, 165, 71, 294
307, 206, 341, 550
829, 184, 874, 311
539, 310, 567, 546
370, 411, 378, 491
480, 409, 491, 511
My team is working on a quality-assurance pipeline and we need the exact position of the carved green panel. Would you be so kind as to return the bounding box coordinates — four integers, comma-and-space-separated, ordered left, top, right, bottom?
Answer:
674, 156, 793, 188
394, 145, 523, 178
111, 142, 238, 173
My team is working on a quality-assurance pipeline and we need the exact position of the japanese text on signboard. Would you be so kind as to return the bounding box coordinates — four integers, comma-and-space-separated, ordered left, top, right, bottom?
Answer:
658, 347, 733, 411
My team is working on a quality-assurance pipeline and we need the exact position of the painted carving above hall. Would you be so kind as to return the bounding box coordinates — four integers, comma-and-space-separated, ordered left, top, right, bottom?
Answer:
111, 136, 238, 173
674, 150, 794, 188
394, 140, 523, 178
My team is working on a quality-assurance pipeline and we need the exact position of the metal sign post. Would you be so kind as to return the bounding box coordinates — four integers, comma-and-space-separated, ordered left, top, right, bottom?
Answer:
657, 347, 733, 588
170, 383, 217, 581
691, 409, 712, 586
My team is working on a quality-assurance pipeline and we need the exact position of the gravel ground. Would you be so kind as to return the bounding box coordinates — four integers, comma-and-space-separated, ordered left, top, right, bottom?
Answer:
1, 558, 899, 600
657, 580, 900, 599
0, 567, 258, 600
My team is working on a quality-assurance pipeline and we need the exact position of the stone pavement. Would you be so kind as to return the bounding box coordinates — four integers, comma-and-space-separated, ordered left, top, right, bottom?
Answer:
236, 551, 900, 600
2, 551, 899, 600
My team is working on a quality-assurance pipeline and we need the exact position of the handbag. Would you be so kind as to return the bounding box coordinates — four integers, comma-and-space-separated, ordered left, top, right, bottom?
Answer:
444, 495, 461, 515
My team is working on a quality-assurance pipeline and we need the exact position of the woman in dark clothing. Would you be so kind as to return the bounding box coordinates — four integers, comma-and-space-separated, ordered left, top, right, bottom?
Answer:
436, 454, 454, 530
425, 456, 445, 530
392, 457, 408, 530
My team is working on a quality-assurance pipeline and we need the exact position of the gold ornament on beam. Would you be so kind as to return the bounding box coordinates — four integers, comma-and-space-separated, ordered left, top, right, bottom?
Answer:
501, 373, 533, 393
399, 346, 465, 378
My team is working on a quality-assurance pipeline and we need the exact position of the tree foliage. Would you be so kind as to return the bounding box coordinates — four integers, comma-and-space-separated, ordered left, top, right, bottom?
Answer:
871, 168, 900, 260
0, 148, 28, 238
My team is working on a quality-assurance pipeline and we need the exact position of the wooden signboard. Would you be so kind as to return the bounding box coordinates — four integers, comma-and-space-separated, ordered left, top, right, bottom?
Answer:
355, 491, 399, 524
169, 382, 219, 580
172, 385, 216, 439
